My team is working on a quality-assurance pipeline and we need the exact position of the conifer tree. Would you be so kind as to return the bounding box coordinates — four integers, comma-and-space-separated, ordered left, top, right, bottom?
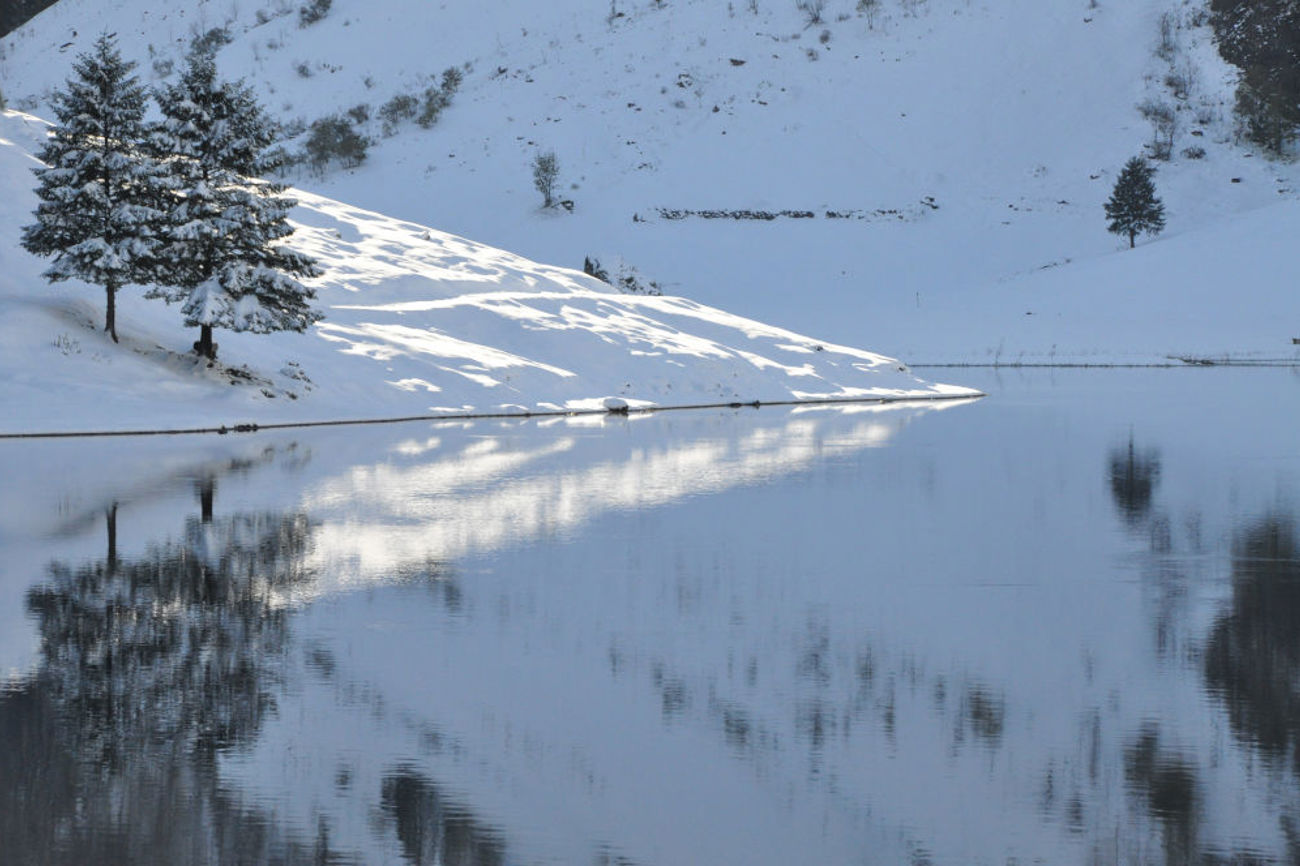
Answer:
21, 34, 165, 343
1104, 156, 1166, 248
152, 51, 321, 361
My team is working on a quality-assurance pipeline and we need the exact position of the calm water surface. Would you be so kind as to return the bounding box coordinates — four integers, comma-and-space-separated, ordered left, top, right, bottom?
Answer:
1, 368, 1298, 864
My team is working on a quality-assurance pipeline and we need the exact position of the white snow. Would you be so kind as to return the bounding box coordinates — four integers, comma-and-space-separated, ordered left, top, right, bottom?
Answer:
3, 0, 1299, 434
2, 0, 1294, 376
0, 108, 972, 434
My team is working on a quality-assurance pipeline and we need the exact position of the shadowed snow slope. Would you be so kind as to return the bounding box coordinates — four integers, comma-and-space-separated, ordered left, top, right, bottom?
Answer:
0, 110, 974, 435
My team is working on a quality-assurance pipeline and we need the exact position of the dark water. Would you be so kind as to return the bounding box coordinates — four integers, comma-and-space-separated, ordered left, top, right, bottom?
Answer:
1, 367, 1298, 864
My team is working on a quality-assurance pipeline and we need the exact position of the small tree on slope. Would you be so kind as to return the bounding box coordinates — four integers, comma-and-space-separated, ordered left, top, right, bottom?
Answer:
152, 51, 321, 361
532, 151, 559, 209
21, 34, 166, 343
1104, 156, 1166, 249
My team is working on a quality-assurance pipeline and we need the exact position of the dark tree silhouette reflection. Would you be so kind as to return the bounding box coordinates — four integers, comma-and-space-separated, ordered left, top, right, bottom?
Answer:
380, 767, 507, 866
1204, 514, 1300, 772
0, 483, 335, 863
1108, 437, 1162, 527
1123, 724, 1201, 866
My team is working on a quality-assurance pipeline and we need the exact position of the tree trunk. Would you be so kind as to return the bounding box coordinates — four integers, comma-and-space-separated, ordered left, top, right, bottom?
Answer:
105, 282, 119, 343
198, 478, 215, 524
105, 502, 119, 577
1128, 230, 1136, 249
194, 324, 216, 361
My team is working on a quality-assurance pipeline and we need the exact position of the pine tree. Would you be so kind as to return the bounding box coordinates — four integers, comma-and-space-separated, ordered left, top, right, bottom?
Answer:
21, 34, 165, 343
1104, 156, 1166, 248
152, 51, 321, 361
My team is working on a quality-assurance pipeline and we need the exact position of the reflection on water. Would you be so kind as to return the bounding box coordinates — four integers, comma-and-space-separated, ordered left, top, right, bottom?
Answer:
0, 479, 327, 862
1109, 436, 1162, 527
1205, 517, 1300, 775
2, 370, 1300, 864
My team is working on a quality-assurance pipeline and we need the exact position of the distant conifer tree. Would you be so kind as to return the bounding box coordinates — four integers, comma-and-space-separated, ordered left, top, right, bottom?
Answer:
152, 51, 321, 361
1104, 157, 1166, 248
21, 34, 166, 343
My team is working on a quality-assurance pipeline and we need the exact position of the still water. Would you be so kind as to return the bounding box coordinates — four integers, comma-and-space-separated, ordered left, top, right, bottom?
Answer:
1, 367, 1298, 865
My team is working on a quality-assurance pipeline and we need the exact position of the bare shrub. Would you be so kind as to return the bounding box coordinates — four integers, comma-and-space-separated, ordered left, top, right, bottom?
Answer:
796, 0, 825, 25
532, 151, 560, 208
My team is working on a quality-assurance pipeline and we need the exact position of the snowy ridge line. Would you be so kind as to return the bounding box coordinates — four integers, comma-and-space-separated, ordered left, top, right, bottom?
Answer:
0, 392, 984, 440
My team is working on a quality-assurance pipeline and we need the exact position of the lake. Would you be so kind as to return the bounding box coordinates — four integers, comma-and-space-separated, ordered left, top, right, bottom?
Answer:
1, 367, 1297, 864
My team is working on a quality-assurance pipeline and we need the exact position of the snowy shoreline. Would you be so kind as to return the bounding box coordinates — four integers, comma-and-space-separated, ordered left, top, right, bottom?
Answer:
0, 391, 983, 440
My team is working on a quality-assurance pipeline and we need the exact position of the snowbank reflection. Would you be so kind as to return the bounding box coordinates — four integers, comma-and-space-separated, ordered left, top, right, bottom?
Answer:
0, 399, 958, 864
299, 401, 955, 593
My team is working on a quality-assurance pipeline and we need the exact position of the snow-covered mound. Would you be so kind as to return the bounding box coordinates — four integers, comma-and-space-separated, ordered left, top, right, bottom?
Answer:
0, 110, 974, 435
3, 0, 1296, 367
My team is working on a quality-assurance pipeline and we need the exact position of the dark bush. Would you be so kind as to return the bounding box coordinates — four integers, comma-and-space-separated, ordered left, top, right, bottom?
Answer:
304, 115, 368, 173
441, 66, 463, 94
299, 0, 331, 27
416, 86, 449, 128
583, 256, 610, 283
190, 26, 233, 55
1211, 0, 1300, 154
379, 93, 418, 133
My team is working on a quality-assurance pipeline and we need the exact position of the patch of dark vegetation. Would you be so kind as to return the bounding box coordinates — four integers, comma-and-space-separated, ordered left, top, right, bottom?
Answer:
0, 0, 59, 38
651, 201, 934, 222
1210, 0, 1300, 154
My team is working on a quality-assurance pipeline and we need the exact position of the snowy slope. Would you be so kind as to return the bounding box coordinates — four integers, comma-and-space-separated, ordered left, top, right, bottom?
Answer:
3, 0, 1294, 367
0, 109, 973, 435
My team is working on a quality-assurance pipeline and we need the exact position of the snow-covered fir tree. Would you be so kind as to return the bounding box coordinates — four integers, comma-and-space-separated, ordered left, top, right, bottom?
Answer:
152, 50, 321, 361
20, 33, 165, 343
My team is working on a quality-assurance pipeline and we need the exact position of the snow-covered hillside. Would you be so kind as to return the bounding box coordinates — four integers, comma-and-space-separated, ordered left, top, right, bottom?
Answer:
0, 109, 973, 435
4, 0, 1296, 369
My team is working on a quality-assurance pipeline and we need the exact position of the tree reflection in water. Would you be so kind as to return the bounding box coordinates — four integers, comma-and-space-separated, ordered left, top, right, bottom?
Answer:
1108, 436, 1162, 527
0, 474, 337, 864
1205, 516, 1300, 793
0, 466, 518, 865
380, 767, 506, 866
1123, 723, 1201, 866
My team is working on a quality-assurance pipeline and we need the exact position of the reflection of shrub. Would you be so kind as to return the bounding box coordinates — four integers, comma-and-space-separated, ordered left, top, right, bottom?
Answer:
304, 116, 368, 173
299, 0, 331, 27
